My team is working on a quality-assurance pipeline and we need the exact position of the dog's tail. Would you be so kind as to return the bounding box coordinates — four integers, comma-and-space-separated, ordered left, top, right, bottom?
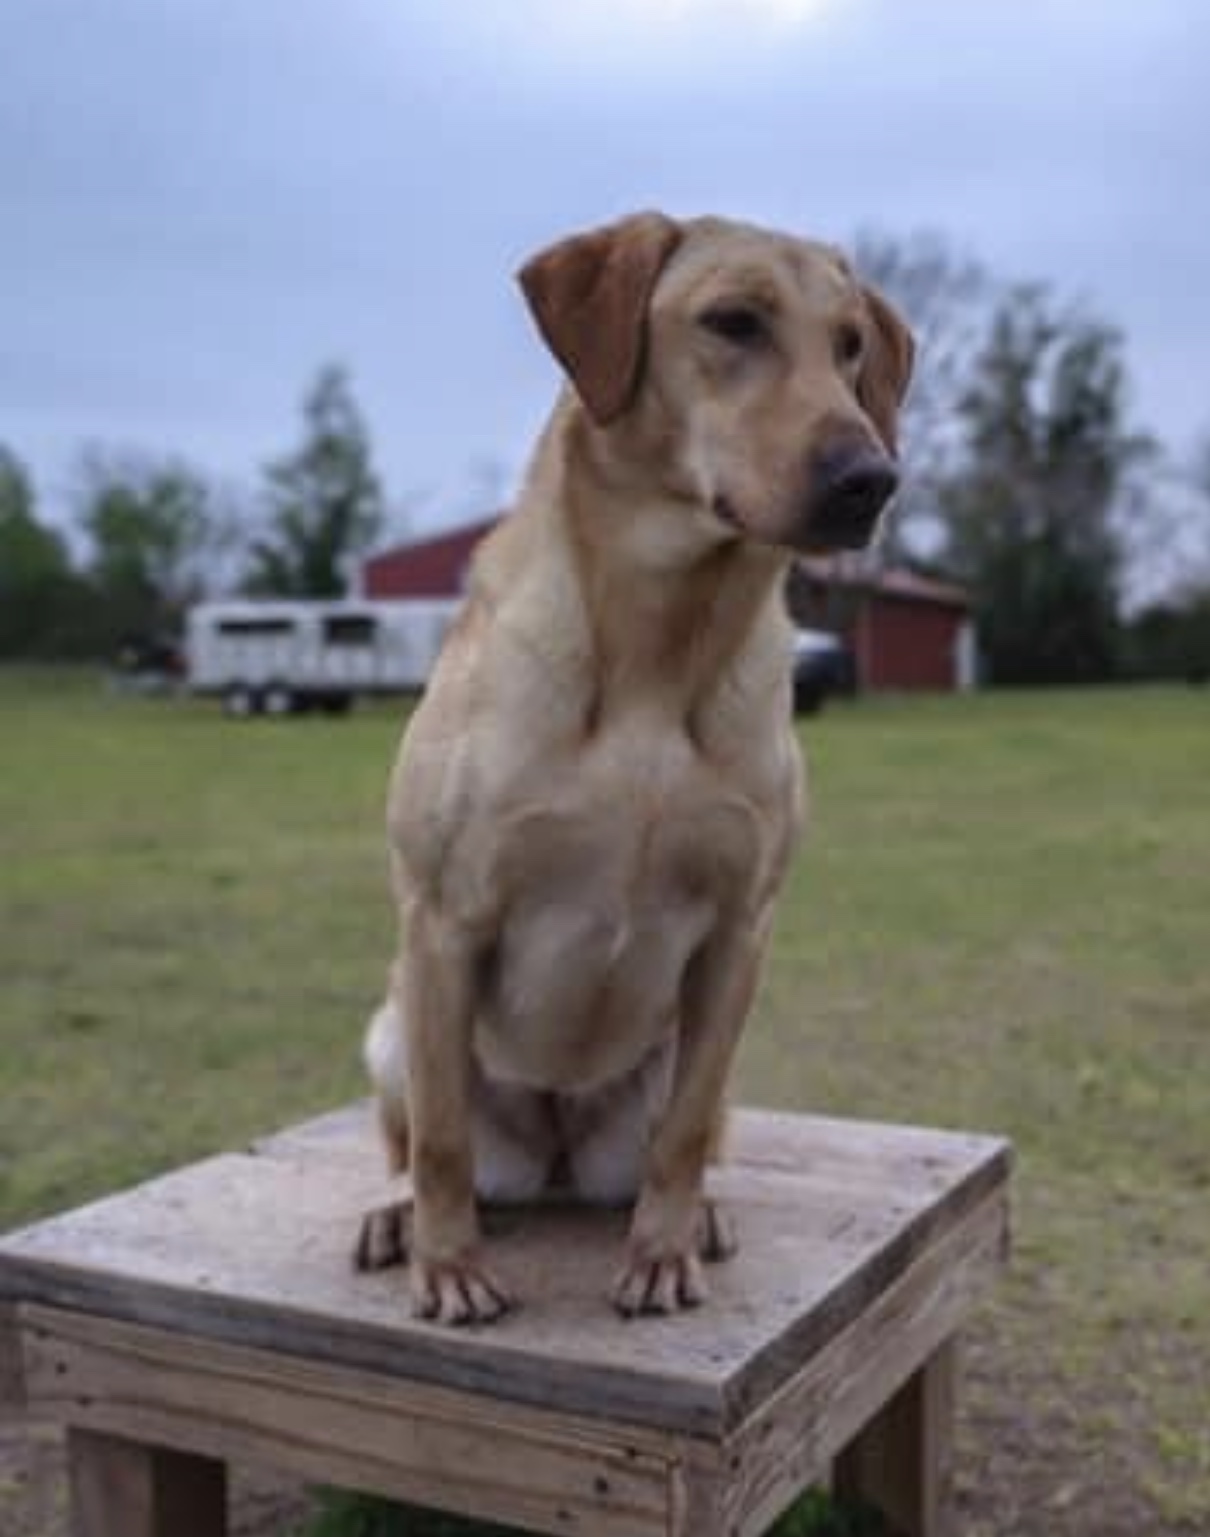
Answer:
364, 993, 410, 1175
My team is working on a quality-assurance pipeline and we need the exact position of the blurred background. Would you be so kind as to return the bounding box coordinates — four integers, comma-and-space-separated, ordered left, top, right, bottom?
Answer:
3, 0, 1210, 678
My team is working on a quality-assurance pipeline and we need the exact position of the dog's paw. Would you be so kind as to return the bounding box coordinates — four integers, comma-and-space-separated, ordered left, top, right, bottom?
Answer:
612, 1245, 707, 1317
698, 1199, 738, 1263
353, 1200, 410, 1272
410, 1253, 513, 1326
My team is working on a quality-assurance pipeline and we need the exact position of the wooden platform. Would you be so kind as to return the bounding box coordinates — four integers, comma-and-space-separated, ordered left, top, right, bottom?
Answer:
0, 1104, 1011, 1537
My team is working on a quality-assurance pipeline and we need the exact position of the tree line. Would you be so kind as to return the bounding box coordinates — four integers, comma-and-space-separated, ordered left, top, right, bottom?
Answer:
0, 365, 384, 660
3, 236, 1210, 684
856, 233, 1210, 684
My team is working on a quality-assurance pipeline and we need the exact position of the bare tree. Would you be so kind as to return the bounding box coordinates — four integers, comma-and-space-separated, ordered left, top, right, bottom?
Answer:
1182, 430, 1210, 587
852, 229, 993, 558
1112, 440, 1210, 614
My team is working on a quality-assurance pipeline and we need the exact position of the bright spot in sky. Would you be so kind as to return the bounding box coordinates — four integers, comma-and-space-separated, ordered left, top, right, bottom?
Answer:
430, 0, 848, 69
618, 0, 838, 18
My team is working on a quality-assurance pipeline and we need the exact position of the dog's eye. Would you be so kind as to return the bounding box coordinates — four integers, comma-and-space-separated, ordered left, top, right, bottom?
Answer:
699, 306, 767, 346
835, 323, 864, 365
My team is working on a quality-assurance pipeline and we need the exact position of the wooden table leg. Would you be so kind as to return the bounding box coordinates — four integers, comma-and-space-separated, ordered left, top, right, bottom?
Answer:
674, 1456, 732, 1537
68, 1427, 228, 1537
833, 1338, 956, 1537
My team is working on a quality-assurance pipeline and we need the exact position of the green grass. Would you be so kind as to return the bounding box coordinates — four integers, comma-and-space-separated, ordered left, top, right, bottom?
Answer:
302, 1486, 881, 1537
0, 668, 392, 1221
1, 670, 1207, 1532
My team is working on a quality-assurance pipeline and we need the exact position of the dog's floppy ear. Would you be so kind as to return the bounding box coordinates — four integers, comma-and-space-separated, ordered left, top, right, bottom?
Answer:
518, 212, 684, 426
857, 285, 915, 455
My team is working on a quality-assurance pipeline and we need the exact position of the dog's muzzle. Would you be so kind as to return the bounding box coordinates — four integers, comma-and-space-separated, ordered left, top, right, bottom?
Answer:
800, 441, 899, 551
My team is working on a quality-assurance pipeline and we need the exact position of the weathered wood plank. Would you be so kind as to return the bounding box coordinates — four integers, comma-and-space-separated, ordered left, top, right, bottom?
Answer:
249, 1102, 372, 1162
255, 1101, 1011, 1203
732, 1109, 1010, 1188
28, 1307, 678, 1537
0, 1106, 1010, 1437
0, 1300, 25, 1409
718, 1191, 1006, 1537
834, 1340, 956, 1537
669, 1456, 731, 1537
67, 1427, 227, 1537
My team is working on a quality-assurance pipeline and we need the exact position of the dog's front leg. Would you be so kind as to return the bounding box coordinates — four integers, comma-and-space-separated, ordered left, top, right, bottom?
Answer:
404, 906, 511, 1325
613, 920, 766, 1316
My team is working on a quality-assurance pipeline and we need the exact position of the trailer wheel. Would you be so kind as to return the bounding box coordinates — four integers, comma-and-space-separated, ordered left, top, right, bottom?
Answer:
223, 682, 261, 718
262, 682, 296, 717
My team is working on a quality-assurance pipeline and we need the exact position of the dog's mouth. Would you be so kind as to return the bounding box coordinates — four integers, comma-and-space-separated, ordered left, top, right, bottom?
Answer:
797, 500, 884, 554
710, 494, 746, 534
709, 490, 883, 554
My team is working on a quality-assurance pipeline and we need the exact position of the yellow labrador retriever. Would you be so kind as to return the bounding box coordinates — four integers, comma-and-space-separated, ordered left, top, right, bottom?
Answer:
356, 212, 913, 1324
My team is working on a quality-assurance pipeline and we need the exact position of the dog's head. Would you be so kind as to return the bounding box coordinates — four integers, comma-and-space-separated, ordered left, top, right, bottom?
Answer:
519, 211, 914, 554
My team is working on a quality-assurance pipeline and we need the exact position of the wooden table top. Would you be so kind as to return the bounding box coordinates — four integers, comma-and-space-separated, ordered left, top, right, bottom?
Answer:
0, 1104, 1010, 1436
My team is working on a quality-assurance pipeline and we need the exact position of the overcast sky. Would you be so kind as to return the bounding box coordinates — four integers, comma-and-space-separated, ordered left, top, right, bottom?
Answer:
3, 0, 1206, 540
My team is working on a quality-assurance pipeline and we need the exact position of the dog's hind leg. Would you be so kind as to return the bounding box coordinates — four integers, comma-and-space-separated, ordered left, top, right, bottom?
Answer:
355, 992, 413, 1272
366, 992, 411, 1173
354, 1197, 411, 1272
561, 1047, 737, 1262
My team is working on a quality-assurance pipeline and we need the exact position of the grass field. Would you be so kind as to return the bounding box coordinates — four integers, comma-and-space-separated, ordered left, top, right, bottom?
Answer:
1, 670, 1207, 1535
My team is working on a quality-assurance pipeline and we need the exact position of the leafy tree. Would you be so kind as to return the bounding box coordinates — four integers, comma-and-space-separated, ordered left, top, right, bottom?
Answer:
937, 286, 1153, 684
246, 365, 384, 597
74, 450, 227, 646
0, 446, 94, 657
1122, 589, 1210, 683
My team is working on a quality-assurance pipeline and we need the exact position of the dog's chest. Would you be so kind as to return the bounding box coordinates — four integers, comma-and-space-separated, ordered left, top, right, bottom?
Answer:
499, 716, 765, 906
475, 721, 771, 1090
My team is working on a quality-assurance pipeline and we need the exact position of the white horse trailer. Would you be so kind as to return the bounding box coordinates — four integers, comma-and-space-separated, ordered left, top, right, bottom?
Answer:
184, 599, 461, 716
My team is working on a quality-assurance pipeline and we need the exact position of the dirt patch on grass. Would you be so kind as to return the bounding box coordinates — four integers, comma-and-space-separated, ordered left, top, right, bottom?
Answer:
959, 1328, 1179, 1537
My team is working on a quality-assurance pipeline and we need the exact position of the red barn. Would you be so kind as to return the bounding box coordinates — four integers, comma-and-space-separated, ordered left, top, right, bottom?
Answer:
788, 557, 975, 692
362, 517, 499, 600
363, 522, 975, 693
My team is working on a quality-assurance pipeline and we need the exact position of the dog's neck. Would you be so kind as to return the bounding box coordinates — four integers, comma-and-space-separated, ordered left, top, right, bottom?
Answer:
514, 396, 791, 726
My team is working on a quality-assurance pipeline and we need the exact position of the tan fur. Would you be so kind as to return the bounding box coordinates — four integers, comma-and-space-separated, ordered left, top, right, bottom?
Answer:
518, 211, 683, 425
856, 284, 917, 454
359, 212, 913, 1324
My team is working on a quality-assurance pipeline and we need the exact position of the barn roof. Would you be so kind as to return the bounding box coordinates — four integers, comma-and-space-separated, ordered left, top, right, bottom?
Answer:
797, 556, 970, 609
364, 520, 969, 611
361, 515, 504, 598
369, 516, 502, 565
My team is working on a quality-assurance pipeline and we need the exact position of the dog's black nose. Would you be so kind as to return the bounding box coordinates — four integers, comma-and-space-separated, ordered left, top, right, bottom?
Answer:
805, 443, 900, 550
